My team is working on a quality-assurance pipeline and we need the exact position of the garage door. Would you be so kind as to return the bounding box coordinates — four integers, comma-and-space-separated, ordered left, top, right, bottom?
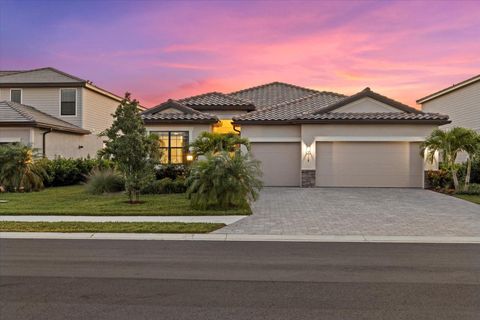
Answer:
251, 142, 301, 186
316, 142, 423, 188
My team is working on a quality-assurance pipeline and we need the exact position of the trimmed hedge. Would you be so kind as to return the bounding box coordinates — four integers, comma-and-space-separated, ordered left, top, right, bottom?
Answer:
141, 177, 187, 194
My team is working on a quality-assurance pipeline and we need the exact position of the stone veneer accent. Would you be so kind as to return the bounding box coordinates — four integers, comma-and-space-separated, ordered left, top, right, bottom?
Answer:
301, 170, 316, 188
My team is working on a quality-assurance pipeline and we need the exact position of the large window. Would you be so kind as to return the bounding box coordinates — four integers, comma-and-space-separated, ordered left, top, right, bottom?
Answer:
10, 89, 22, 103
153, 131, 189, 164
60, 88, 76, 116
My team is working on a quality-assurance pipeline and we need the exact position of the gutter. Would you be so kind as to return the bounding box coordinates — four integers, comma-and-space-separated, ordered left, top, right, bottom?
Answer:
42, 128, 52, 158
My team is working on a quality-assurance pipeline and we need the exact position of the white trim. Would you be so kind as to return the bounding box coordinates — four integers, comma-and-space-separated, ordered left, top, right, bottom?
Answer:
417, 75, 480, 103
314, 136, 425, 142
29, 128, 35, 145
249, 137, 301, 143
59, 88, 78, 117
9, 88, 22, 104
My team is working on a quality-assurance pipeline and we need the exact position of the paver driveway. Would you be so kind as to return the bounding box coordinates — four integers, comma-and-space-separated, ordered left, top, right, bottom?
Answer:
218, 188, 480, 236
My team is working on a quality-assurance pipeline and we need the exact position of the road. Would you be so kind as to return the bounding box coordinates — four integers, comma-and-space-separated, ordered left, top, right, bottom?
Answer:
1, 239, 479, 319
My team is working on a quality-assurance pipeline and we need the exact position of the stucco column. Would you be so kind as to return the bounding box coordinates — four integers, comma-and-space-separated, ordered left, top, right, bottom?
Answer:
301, 125, 316, 187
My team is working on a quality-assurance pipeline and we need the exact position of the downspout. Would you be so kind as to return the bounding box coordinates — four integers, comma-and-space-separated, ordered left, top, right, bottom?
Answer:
42, 128, 52, 158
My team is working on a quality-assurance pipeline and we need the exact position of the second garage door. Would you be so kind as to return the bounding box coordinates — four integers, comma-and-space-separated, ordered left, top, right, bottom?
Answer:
251, 142, 301, 186
316, 141, 424, 188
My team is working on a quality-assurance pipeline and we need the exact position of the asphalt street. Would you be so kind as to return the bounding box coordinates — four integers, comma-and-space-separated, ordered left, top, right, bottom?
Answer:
1, 239, 479, 319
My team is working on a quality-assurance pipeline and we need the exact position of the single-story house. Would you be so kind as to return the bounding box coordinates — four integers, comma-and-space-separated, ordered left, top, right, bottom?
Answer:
142, 82, 450, 188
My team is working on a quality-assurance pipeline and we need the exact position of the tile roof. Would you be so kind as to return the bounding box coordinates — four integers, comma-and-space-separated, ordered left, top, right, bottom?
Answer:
233, 92, 345, 122
0, 100, 90, 134
142, 99, 218, 123
297, 112, 450, 122
178, 92, 255, 110
229, 81, 333, 109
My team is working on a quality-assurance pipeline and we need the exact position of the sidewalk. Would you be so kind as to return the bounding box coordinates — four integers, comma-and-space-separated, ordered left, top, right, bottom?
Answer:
1, 232, 480, 243
0, 215, 247, 225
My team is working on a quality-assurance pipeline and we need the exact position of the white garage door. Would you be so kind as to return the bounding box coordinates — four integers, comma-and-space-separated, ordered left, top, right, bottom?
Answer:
316, 142, 423, 188
251, 142, 301, 186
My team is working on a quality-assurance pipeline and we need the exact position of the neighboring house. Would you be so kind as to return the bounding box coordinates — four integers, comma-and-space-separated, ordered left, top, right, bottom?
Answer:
417, 74, 480, 133
0, 67, 130, 158
142, 82, 450, 188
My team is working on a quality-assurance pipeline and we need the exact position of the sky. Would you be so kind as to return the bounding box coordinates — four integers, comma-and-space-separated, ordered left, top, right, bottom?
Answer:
1, 0, 479, 108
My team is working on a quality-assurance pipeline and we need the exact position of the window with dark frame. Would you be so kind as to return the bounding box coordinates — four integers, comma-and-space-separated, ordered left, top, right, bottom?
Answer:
60, 88, 76, 115
10, 89, 21, 103
153, 131, 189, 164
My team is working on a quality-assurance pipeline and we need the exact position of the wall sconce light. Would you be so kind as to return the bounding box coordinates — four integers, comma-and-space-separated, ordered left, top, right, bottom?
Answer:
186, 154, 194, 162
78, 145, 84, 149
304, 146, 312, 162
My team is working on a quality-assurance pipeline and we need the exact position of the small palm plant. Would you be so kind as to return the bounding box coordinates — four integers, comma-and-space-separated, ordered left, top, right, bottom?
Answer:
421, 127, 479, 192
189, 132, 250, 157
0, 143, 47, 192
186, 151, 263, 210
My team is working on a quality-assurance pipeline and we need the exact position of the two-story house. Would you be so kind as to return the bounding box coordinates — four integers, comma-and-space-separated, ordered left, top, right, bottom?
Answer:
0, 67, 130, 158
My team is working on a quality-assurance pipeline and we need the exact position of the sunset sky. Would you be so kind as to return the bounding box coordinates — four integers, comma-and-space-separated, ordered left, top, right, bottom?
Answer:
1, 0, 479, 108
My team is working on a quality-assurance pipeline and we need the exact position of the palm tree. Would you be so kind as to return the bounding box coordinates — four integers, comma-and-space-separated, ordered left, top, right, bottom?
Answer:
0, 143, 46, 192
462, 131, 480, 191
421, 127, 474, 191
189, 132, 250, 157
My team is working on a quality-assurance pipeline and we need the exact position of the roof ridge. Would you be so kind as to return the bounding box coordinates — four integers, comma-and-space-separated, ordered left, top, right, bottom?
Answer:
0, 67, 87, 82
229, 81, 320, 96
178, 91, 253, 106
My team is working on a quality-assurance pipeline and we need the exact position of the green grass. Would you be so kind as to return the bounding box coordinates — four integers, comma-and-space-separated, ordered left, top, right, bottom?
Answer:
454, 194, 480, 205
0, 221, 224, 233
0, 185, 250, 216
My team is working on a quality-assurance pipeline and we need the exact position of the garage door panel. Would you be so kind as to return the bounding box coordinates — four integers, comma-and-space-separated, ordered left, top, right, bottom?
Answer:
251, 142, 300, 187
316, 142, 423, 188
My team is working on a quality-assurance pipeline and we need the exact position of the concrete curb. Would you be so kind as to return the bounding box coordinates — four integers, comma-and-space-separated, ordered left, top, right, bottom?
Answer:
0, 215, 247, 225
1, 232, 480, 243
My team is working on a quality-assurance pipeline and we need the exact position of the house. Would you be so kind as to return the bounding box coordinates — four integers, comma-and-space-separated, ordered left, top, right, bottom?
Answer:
417, 74, 480, 133
142, 82, 450, 188
0, 67, 129, 158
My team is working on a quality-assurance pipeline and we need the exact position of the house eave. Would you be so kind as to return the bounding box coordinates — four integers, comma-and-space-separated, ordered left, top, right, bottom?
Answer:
233, 119, 451, 125
0, 121, 90, 134
416, 74, 480, 104
143, 119, 218, 125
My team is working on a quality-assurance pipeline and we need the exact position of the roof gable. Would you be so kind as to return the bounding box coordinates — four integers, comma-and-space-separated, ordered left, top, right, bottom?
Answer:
315, 88, 421, 114
330, 97, 402, 113
142, 99, 218, 123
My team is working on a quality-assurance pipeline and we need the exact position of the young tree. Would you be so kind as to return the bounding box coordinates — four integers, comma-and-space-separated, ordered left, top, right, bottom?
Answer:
100, 93, 160, 203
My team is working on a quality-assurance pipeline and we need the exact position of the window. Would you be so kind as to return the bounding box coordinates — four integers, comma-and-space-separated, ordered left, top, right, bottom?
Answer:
60, 88, 76, 115
10, 89, 22, 103
152, 131, 189, 164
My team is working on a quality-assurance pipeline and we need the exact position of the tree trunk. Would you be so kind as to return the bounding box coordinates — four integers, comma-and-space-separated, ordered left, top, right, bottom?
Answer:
464, 157, 472, 192
452, 168, 460, 192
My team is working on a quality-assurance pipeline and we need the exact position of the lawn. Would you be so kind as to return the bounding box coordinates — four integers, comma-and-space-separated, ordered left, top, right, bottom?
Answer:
0, 185, 251, 216
0, 221, 224, 233
454, 194, 480, 205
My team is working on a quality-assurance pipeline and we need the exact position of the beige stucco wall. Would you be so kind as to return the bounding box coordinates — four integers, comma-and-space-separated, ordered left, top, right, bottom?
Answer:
240, 125, 301, 141
0, 127, 32, 144
332, 97, 402, 113
0, 87, 83, 127
421, 80, 480, 133
33, 129, 101, 159
207, 110, 247, 120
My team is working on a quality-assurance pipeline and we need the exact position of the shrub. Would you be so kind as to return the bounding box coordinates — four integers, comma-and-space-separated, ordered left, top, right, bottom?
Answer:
189, 132, 250, 157
186, 151, 262, 210
141, 177, 186, 194
425, 170, 453, 190
86, 169, 125, 194
154, 164, 188, 180
457, 183, 480, 195
0, 143, 47, 192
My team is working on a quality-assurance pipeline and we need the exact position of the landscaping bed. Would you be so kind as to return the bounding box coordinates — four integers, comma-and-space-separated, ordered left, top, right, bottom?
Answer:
0, 221, 224, 233
0, 185, 251, 216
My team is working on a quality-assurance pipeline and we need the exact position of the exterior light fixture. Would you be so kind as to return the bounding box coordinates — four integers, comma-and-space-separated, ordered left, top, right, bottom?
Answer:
304, 146, 313, 162
186, 154, 194, 162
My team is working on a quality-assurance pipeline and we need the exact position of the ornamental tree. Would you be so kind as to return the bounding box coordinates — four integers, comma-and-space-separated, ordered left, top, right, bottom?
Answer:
100, 93, 160, 203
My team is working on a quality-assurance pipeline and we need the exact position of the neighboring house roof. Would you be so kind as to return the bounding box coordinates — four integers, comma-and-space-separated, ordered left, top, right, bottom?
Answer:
229, 81, 332, 109
178, 92, 255, 111
0, 100, 90, 134
0, 67, 138, 108
417, 74, 480, 104
142, 99, 218, 124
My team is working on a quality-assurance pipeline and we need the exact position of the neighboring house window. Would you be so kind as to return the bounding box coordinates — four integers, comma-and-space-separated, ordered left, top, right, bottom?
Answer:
10, 89, 22, 103
152, 131, 189, 164
60, 88, 76, 116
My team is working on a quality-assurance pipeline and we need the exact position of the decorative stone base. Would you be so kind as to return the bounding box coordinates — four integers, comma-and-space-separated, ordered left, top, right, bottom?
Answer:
301, 170, 316, 188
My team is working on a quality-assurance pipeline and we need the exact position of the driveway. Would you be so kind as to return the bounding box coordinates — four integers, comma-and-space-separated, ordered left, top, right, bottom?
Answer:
218, 188, 480, 236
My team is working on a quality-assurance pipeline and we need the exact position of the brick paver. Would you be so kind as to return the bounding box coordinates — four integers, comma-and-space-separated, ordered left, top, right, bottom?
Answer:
217, 188, 480, 236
